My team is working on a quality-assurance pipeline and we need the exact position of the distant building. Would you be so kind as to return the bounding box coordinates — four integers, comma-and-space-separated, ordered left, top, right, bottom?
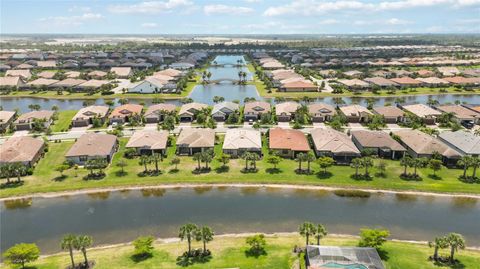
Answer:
0, 137, 45, 167
65, 133, 118, 165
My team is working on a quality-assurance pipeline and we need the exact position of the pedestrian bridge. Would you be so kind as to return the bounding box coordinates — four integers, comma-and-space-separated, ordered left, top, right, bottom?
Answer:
208, 78, 241, 84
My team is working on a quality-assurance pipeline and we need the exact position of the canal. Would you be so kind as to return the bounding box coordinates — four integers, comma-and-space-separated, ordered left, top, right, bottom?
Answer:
2, 187, 479, 253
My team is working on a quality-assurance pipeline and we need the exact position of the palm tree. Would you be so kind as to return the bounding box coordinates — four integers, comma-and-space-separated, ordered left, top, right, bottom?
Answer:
400, 156, 412, 176
196, 226, 214, 254
314, 224, 328, 245
428, 236, 448, 261
305, 152, 316, 173
193, 152, 202, 170
470, 157, 480, 179
74, 235, 93, 267
139, 155, 150, 173
362, 157, 373, 177
201, 150, 213, 169
296, 153, 306, 172
151, 153, 163, 173
242, 152, 253, 170
412, 157, 428, 177
299, 222, 316, 246
170, 157, 180, 170
61, 234, 77, 269
447, 233, 466, 263
350, 158, 363, 177
11, 162, 26, 182
458, 156, 472, 178
0, 164, 13, 184
179, 223, 199, 255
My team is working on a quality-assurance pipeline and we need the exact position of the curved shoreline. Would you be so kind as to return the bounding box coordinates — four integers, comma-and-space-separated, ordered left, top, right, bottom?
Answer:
2, 182, 480, 201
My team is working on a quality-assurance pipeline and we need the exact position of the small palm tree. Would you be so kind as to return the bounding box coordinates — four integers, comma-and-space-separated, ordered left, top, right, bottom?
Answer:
470, 157, 480, 179
196, 226, 214, 254
458, 156, 472, 178
299, 222, 316, 246
139, 155, 150, 173
305, 152, 316, 173
193, 152, 202, 170
74, 235, 93, 267
314, 224, 328, 245
350, 158, 363, 177
170, 157, 180, 170
296, 153, 306, 172
447, 233, 466, 263
179, 223, 199, 255
400, 156, 412, 176
428, 236, 448, 261
61, 234, 77, 269
362, 157, 373, 177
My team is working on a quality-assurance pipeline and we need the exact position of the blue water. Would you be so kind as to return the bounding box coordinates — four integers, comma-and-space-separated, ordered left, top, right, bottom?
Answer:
322, 262, 368, 269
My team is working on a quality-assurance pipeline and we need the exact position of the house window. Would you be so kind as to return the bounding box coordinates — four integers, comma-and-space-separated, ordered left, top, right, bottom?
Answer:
79, 156, 88, 162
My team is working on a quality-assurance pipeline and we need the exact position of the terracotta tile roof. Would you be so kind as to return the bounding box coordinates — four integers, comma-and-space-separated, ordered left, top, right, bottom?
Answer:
15, 110, 54, 124
65, 133, 117, 157
269, 128, 310, 151
402, 104, 441, 118
109, 104, 143, 119
0, 136, 45, 163
275, 102, 299, 116
390, 77, 422, 85
72, 105, 109, 121
0, 111, 16, 123
311, 128, 360, 154
393, 129, 460, 157
126, 130, 169, 150
176, 128, 215, 148
244, 101, 271, 114
308, 103, 335, 116
339, 105, 372, 117
145, 104, 176, 117
373, 106, 405, 118
351, 130, 405, 151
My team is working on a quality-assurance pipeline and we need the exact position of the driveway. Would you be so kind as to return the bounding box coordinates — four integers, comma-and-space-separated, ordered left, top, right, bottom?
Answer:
12, 130, 29, 137
348, 123, 365, 130
143, 123, 158, 130
313, 122, 326, 128
277, 122, 290, 128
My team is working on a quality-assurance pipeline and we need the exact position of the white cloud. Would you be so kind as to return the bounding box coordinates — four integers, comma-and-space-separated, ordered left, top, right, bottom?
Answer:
204, 4, 254, 15
141, 22, 158, 28
108, 0, 193, 14
386, 18, 413, 25
318, 19, 340, 25
244, 0, 262, 2
68, 5, 91, 12
39, 13, 103, 27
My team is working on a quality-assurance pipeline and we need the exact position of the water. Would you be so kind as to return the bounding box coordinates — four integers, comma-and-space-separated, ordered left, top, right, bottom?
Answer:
2, 187, 479, 254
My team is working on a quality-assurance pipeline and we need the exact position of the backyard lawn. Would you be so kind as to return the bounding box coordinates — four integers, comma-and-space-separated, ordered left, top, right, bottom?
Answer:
10, 234, 480, 269
50, 110, 76, 132
2, 136, 480, 198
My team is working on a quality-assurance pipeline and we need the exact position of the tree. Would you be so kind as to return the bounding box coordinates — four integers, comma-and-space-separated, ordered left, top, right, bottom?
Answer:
412, 157, 428, 178
400, 156, 412, 176
56, 164, 69, 177
429, 236, 448, 261
317, 156, 334, 174
74, 235, 93, 268
296, 153, 307, 172
266, 155, 281, 169
217, 154, 231, 167
196, 226, 214, 254
358, 228, 390, 249
201, 150, 214, 170
162, 115, 176, 131
139, 155, 151, 173
350, 158, 363, 178
118, 98, 129, 105
193, 152, 202, 170
133, 236, 154, 258
179, 223, 198, 255
314, 224, 328, 245
428, 159, 443, 176
299, 222, 316, 246
2, 243, 40, 269
116, 159, 127, 174
242, 152, 253, 170
361, 157, 373, 177
305, 152, 316, 173
170, 157, 180, 170
458, 156, 472, 179
61, 234, 77, 268
28, 104, 41, 111
11, 162, 27, 182
376, 161, 387, 177
447, 233, 466, 263
151, 153, 163, 173
0, 164, 13, 184
245, 234, 266, 255
470, 157, 480, 179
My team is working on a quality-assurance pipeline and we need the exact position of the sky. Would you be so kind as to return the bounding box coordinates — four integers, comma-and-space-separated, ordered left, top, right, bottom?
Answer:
1, 0, 480, 34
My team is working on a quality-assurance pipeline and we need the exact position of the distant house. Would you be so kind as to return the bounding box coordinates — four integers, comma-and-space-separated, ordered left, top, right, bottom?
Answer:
438, 131, 480, 157
437, 66, 460, 77
342, 70, 363, 78
401, 104, 441, 125
65, 133, 118, 165
27, 78, 59, 88
5, 69, 31, 80
144, 104, 176, 123
269, 128, 310, 158
373, 106, 405, 123
128, 77, 166, 93
108, 104, 143, 124
275, 102, 300, 122
14, 110, 54, 131
170, 62, 195, 70
279, 80, 318, 92
308, 103, 335, 122
176, 128, 215, 155
0, 137, 45, 167
435, 105, 480, 125
351, 130, 406, 159
126, 130, 169, 155
110, 67, 132, 78
310, 128, 360, 164
0, 76, 25, 89
72, 105, 109, 127
416, 77, 450, 86
338, 79, 370, 90
76, 79, 110, 91
306, 246, 385, 269
338, 105, 372, 123
223, 129, 262, 157
178, 102, 208, 122
37, 70, 57, 79
51, 78, 87, 89
154, 68, 183, 78
88, 70, 107, 79
244, 101, 271, 121
211, 102, 239, 122
0, 111, 16, 132
393, 129, 461, 167
364, 77, 398, 88
390, 77, 423, 87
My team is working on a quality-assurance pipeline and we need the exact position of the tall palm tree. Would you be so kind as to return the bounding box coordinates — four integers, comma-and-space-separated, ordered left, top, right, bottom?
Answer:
296, 153, 306, 172
61, 234, 77, 268
362, 157, 373, 177
193, 152, 202, 170
447, 233, 466, 263
242, 152, 253, 170
400, 156, 412, 176
139, 155, 150, 173
151, 153, 163, 173
11, 162, 26, 182
0, 164, 12, 184
428, 236, 448, 261
196, 226, 214, 254
299, 222, 316, 246
305, 152, 316, 173
314, 224, 328, 245
74, 235, 93, 267
350, 158, 363, 177
469, 157, 480, 179
458, 156, 472, 178
179, 223, 199, 255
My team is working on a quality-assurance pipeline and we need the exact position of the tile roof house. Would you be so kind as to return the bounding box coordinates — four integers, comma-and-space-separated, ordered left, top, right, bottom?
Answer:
37, 70, 57, 79
275, 102, 300, 122
88, 70, 107, 79
269, 128, 310, 158
390, 77, 423, 87
338, 105, 373, 123
65, 133, 118, 165
393, 129, 461, 166
308, 103, 336, 122
244, 101, 271, 121
280, 80, 318, 92
5, 69, 31, 79
144, 104, 177, 123
126, 130, 169, 155
223, 129, 262, 157
14, 110, 54, 131
0, 137, 45, 167
110, 67, 133, 78
176, 128, 215, 155
438, 131, 480, 156
51, 78, 87, 89
310, 128, 360, 164
338, 79, 370, 89
179, 102, 208, 122
364, 77, 398, 88
0, 76, 25, 88
212, 102, 239, 122
373, 106, 405, 123
109, 104, 143, 124
72, 105, 109, 127
437, 66, 460, 77
154, 68, 183, 78
401, 104, 441, 125
444, 76, 480, 85
76, 79, 110, 90
27, 78, 59, 88
128, 77, 167, 94
351, 130, 406, 159
435, 105, 480, 124
0, 111, 16, 132
416, 77, 450, 86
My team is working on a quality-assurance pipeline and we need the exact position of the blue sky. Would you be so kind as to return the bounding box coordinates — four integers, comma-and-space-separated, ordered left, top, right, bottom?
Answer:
2, 0, 480, 34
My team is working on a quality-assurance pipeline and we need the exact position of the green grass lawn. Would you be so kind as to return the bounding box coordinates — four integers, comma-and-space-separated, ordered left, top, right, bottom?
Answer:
8, 234, 480, 269
2, 136, 480, 198
50, 110, 76, 132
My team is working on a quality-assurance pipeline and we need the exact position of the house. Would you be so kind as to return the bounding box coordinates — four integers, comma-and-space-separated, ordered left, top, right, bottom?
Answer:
109, 104, 143, 124
72, 105, 109, 127
390, 77, 423, 87
5, 69, 31, 80
310, 128, 360, 164
437, 66, 460, 77
351, 130, 406, 159
144, 104, 176, 123
176, 128, 215, 155
415, 69, 436, 77
14, 110, 54, 131
27, 78, 59, 88
401, 104, 441, 125
444, 76, 480, 86
51, 78, 86, 89
211, 102, 239, 122
364, 77, 398, 88
0, 76, 25, 88
37, 71, 56, 79
435, 105, 480, 125
373, 106, 405, 123
438, 131, 480, 157
178, 102, 208, 122
275, 102, 300, 122
244, 101, 271, 121
126, 130, 169, 155
128, 77, 167, 93
223, 129, 262, 157
76, 80, 110, 91
338, 79, 370, 90
87, 70, 107, 79
110, 67, 132, 78
416, 77, 450, 86
343, 70, 363, 78
65, 133, 118, 165
0, 111, 16, 132
0, 137, 45, 167
338, 105, 372, 123
269, 128, 310, 158
308, 103, 335, 122
393, 129, 461, 167
279, 80, 318, 92
65, 71, 81, 78
36, 60, 56, 69
306, 246, 385, 269
154, 68, 183, 78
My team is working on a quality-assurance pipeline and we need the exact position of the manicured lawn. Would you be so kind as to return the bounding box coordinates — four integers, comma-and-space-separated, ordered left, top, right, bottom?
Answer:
2, 136, 480, 198
10, 234, 480, 269
50, 110, 76, 132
